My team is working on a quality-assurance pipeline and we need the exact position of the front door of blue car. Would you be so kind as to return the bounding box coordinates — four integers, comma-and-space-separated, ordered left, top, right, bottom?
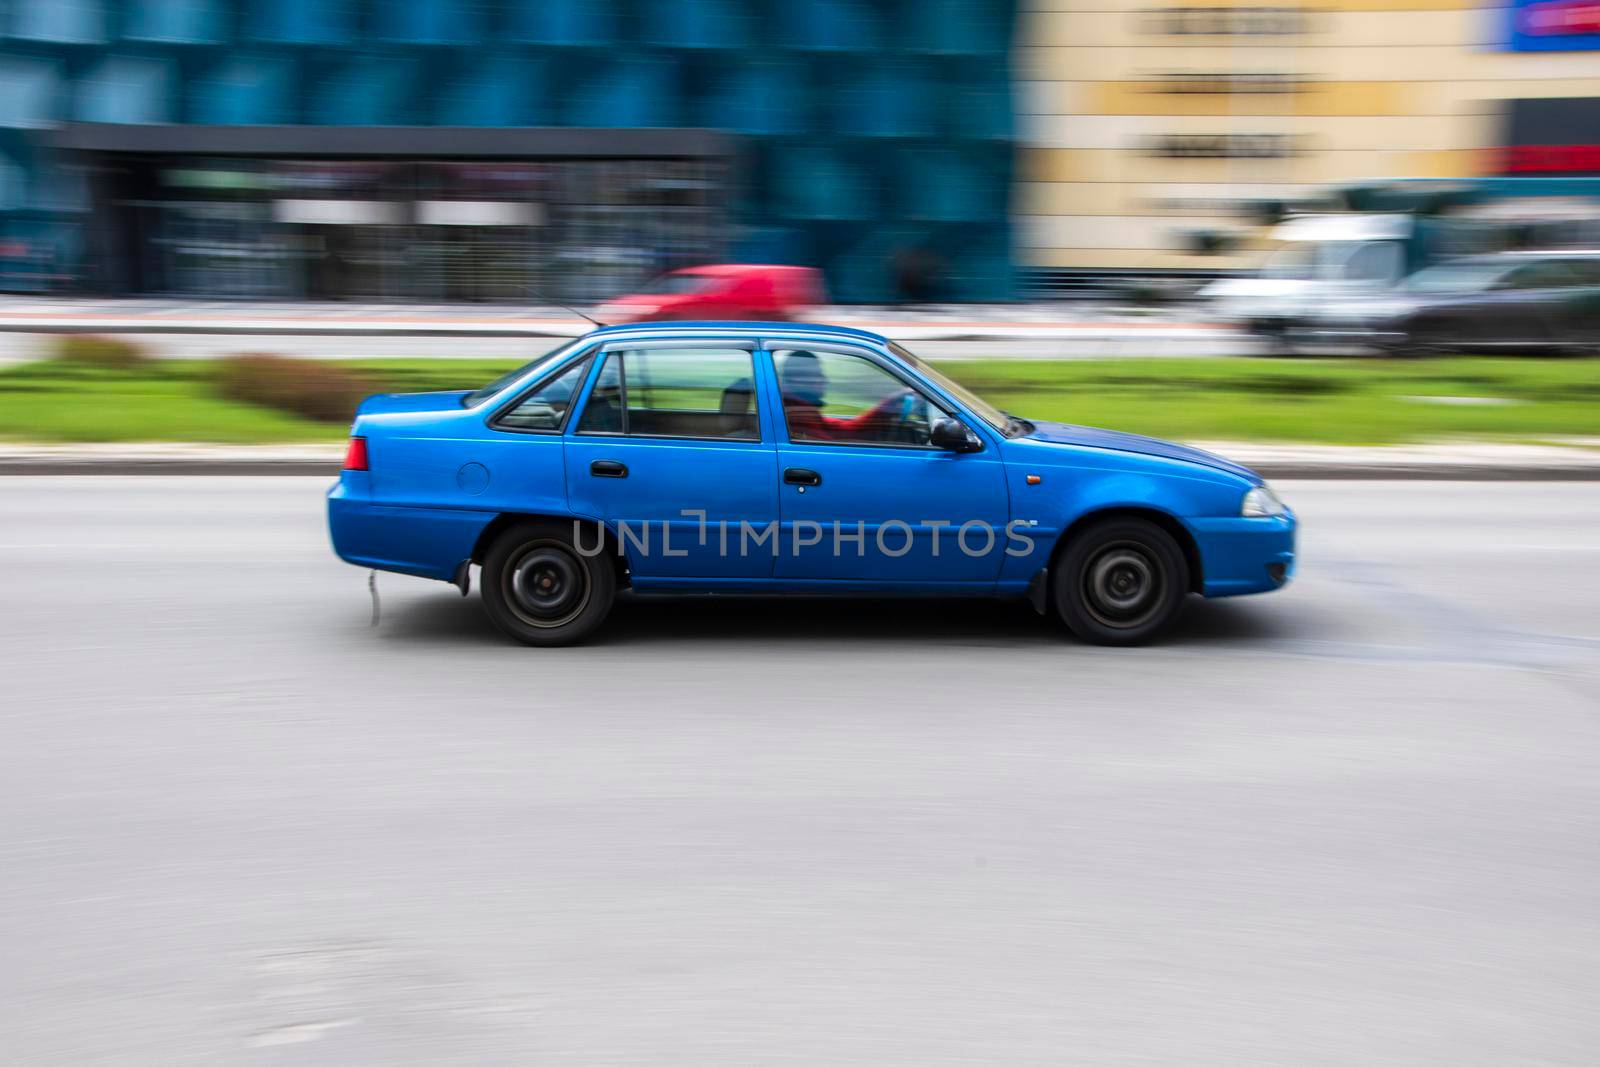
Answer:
766, 343, 1011, 586
564, 340, 778, 581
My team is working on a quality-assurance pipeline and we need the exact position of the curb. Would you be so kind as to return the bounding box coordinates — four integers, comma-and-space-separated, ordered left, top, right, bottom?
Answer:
0, 460, 343, 475
1253, 464, 1600, 481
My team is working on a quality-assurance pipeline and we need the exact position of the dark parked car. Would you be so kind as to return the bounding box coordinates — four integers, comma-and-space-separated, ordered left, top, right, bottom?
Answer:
1316, 252, 1600, 355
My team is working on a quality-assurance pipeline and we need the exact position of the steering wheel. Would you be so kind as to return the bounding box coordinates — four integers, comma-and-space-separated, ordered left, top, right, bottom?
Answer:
860, 388, 928, 443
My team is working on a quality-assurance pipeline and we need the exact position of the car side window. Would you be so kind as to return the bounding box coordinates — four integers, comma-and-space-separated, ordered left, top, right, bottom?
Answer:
575, 347, 759, 440
1343, 241, 1402, 284
492, 356, 592, 432
772, 347, 948, 447
1505, 261, 1577, 290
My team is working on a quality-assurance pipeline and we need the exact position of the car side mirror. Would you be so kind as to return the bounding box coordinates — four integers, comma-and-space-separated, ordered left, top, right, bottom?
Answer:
930, 418, 982, 453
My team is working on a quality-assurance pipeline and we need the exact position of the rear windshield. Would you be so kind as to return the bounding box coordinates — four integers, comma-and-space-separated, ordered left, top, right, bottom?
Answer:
462, 340, 582, 408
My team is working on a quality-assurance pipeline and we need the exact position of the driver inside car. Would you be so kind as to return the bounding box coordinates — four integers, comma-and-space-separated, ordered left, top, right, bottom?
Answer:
778, 350, 926, 443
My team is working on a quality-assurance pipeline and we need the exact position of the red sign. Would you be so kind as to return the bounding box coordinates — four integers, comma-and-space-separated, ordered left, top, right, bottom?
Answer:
1502, 143, 1600, 173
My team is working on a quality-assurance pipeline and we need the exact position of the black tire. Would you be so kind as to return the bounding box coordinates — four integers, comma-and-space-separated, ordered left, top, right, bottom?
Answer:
480, 521, 616, 646
1053, 518, 1189, 646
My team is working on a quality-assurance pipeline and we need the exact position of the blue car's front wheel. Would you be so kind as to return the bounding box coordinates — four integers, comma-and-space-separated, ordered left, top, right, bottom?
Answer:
481, 521, 617, 646
1054, 518, 1188, 646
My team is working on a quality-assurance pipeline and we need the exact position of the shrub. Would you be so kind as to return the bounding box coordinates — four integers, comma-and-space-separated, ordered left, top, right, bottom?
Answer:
215, 354, 373, 423
53, 334, 148, 369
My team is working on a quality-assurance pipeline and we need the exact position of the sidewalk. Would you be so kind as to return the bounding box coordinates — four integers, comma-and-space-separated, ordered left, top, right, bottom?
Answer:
4, 441, 1596, 479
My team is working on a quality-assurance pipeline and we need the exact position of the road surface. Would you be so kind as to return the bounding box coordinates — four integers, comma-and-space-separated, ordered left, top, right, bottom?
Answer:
2, 478, 1598, 1065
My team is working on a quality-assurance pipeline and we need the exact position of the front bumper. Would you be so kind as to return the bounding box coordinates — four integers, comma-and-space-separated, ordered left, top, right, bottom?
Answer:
1188, 511, 1297, 598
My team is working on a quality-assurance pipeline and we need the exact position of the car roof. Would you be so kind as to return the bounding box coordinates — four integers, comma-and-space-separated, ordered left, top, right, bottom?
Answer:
665, 264, 815, 277
583, 320, 890, 345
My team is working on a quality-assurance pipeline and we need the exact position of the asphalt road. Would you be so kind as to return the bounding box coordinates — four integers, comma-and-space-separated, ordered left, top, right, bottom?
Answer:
3, 477, 1598, 1065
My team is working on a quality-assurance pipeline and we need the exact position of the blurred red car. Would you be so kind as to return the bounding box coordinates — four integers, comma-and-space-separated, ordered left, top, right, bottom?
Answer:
597, 264, 825, 323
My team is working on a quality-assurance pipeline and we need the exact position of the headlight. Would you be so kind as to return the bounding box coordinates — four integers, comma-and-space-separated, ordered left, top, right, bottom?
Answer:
1241, 484, 1287, 518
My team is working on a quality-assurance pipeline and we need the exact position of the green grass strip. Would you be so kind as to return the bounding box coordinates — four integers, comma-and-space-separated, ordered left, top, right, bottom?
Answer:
1, 355, 1596, 446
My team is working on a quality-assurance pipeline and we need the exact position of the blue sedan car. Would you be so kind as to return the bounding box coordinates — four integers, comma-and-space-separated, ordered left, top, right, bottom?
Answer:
328, 322, 1294, 646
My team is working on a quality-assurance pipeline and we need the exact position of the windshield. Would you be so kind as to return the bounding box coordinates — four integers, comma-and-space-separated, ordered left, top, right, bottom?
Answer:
642, 271, 716, 296
1338, 240, 1403, 283
1263, 245, 1315, 280
887, 341, 1021, 436
1402, 260, 1514, 294
461, 339, 583, 408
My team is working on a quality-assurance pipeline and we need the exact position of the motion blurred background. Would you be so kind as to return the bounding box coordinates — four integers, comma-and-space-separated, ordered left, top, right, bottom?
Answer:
0, 0, 1593, 306
0, 0, 1018, 302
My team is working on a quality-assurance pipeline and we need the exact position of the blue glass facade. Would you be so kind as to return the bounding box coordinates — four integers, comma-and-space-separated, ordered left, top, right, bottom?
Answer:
0, 0, 1018, 301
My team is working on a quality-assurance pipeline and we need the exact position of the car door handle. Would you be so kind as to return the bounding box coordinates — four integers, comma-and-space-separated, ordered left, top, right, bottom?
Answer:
590, 459, 628, 478
783, 467, 821, 487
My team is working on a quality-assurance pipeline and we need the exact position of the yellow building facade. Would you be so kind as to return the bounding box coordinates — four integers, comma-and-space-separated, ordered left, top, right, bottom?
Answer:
1016, 0, 1600, 273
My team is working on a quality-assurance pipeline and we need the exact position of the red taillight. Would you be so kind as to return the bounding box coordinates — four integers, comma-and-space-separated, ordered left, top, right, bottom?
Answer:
343, 436, 368, 471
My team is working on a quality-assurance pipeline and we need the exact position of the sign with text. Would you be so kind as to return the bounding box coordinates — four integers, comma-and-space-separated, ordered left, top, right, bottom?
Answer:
1507, 0, 1600, 51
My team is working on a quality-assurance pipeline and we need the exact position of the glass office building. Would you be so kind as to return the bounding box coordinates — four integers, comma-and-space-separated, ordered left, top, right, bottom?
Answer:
0, 0, 1017, 302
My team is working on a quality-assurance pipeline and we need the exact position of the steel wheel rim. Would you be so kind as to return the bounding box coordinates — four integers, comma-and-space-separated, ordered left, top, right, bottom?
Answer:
505, 541, 590, 629
1082, 540, 1165, 629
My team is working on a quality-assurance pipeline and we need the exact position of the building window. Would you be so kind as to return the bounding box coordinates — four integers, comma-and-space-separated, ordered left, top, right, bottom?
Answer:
124, 0, 222, 45
11, 0, 105, 44
246, 0, 353, 45
75, 57, 172, 125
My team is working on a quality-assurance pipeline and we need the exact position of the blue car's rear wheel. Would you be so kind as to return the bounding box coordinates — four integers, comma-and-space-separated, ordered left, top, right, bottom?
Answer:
482, 521, 616, 646
1054, 518, 1188, 645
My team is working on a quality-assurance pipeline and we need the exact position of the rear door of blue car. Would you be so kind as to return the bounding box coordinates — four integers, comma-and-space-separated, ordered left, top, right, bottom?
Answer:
563, 339, 779, 581
763, 341, 1010, 586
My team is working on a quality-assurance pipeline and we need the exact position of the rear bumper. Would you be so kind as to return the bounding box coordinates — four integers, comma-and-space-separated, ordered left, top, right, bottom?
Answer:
1188, 512, 1296, 598
327, 482, 492, 582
